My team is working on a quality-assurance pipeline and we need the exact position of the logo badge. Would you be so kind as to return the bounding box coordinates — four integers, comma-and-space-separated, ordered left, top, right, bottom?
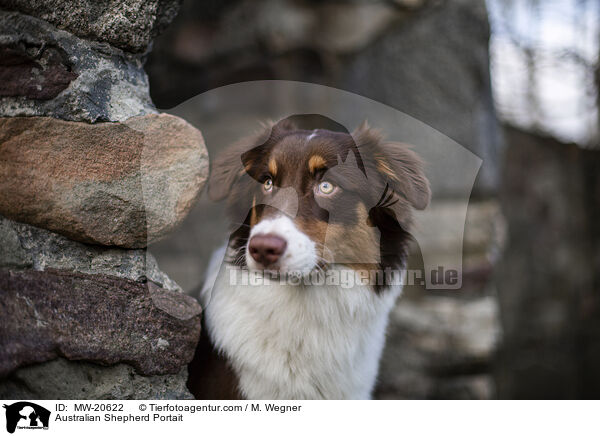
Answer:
3, 402, 50, 434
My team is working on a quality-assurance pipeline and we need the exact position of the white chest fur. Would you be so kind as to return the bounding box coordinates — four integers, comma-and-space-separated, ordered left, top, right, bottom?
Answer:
202, 264, 401, 400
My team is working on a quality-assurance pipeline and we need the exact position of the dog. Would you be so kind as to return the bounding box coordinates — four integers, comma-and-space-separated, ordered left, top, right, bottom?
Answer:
187, 118, 430, 399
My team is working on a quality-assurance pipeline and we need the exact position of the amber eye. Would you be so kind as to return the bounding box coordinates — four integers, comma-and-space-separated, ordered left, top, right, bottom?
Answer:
318, 181, 335, 195
263, 177, 273, 192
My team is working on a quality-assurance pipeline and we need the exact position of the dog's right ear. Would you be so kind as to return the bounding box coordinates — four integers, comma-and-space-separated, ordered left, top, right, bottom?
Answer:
207, 144, 246, 201
208, 119, 300, 201
207, 122, 276, 201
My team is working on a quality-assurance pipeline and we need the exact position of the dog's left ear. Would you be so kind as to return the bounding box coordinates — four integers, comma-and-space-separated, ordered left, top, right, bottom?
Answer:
353, 123, 431, 210
375, 141, 431, 210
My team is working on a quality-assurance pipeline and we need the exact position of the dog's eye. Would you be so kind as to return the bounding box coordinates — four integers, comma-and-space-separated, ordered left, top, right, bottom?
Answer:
263, 177, 273, 192
318, 181, 335, 195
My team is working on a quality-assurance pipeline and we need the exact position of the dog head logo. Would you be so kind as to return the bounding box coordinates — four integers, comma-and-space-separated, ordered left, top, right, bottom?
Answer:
3, 402, 50, 433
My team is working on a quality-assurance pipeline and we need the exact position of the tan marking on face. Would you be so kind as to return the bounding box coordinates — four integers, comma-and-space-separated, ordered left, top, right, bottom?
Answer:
308, 155, 327, 174
334, 203, 379, 264
268, 158, 278, 177
375, 157, 400, 183
250, 195, 258, 227
355, 203, 381, 264
296, 218, 328, 246
328, 225, 379, 265
296, 203, 380, 265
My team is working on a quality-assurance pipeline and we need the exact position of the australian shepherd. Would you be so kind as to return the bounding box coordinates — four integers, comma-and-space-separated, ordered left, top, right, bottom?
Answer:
188, 118, 430, 399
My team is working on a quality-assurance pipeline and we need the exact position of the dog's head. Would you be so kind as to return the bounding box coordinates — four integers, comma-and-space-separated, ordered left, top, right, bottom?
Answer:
209, 118, 430, 288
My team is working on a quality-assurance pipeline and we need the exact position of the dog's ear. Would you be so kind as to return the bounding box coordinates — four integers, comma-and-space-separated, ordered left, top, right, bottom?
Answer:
208, 119, 297, 201
376, 141, 431, 210
208, 124, 269, 201
353, 122, 431, 210
207, 143, 247, 201
272, 117, 298, 133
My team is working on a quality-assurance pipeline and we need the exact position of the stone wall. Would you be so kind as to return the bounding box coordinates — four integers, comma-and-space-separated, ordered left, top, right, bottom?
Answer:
0, 1, 209, 399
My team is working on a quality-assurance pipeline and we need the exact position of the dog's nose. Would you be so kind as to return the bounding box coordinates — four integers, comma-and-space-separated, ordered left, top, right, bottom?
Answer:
248, 234, 287, 267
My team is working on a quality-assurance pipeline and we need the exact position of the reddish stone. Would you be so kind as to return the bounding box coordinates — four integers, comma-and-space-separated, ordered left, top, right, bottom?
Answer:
0, 114, 208, 248
0, 269, 202, 377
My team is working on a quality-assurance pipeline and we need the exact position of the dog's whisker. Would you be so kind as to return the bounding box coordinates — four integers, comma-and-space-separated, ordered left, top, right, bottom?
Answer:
229, 222, 251, 228
313, 242, 335, 263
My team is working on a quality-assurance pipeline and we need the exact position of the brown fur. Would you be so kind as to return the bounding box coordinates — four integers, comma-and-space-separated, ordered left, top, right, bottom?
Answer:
187, 319, 242, 399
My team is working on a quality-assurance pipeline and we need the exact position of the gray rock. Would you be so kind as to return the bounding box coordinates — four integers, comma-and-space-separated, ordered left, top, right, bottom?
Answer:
0, 269, 202, 378
0, 358, 193, 400
0, 218, 32, 269
0, 0, 181, 53
375, 295, 500, 399
0, 215, 180, 292
0, 11, 155, 122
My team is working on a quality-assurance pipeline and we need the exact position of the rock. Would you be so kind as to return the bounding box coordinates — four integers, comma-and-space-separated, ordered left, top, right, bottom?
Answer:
0, 269, 202, 378
495, 126, 600, 399
0, 0, 181, 53
0, 114, 208, 248
0, 45, 78, 100
0, 215, 181, 292
429, 375, 494, 400
0, 358, 193, 400
0, 11, 155, 122
393, 0, 427, 9
311, 3, 399, 54
375, 295, 500, 399
410, 199, 505, 294
0, 218, 33, 269
166, 0, 398, 65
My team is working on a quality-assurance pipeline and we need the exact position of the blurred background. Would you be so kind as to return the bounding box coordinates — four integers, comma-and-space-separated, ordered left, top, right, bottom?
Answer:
145, 0, 600, 399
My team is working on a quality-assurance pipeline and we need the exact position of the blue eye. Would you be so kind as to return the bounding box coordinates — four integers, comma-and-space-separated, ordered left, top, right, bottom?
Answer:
318, 181, 335, 194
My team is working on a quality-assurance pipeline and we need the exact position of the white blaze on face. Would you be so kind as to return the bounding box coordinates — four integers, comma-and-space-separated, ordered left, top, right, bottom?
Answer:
246, 216, 317, 275
306, 130, 318, 141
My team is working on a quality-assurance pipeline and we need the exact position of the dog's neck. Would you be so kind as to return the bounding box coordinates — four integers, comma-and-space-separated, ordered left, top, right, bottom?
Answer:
202, 262, 401, 399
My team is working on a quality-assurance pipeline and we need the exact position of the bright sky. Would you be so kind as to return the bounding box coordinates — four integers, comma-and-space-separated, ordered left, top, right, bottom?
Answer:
487, 0, 599, 147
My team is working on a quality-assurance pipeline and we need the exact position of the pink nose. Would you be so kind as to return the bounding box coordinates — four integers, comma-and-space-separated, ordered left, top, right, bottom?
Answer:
248, 234, 287, 267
